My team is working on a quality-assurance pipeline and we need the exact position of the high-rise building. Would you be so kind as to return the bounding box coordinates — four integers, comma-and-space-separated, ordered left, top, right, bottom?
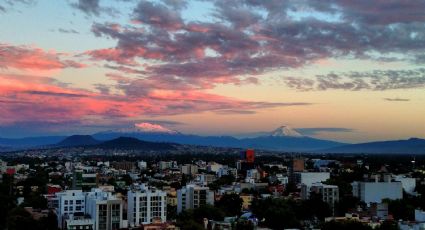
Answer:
301, 183, 339, 216
55, 190, 86, 229
86, 189, 124, 230
55, 189, 124, 230
177, 184, 214, 213
240, 149, 255, 163
127, 184, 167, 227
181, 164, 198, 175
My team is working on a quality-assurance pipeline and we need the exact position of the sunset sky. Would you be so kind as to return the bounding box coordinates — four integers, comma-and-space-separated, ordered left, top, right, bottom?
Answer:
1, 0, 424, 142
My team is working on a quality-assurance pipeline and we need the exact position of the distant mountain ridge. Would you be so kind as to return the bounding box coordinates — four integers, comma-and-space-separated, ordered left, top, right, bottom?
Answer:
322, 137, 425, 154
56, 135, 101, 147
0, 136, 66, 148
94, 137, 177, 150
93, 123, 344, 152
1, 123, 424, 153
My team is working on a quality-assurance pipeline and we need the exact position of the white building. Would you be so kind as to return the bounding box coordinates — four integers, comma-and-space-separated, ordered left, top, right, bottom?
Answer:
86, 189, 124, 230
65, 216, 95, 230
394, 175, 416, 195
138, 161, 147, 170
127, 184, 167, 227
55, 190, 86, 229
56, 189, 124, 230
294, 172, 330, 186
276, 174, 289, 185
177, 184, 214, 213
207, 162, 223, 174
351, 181, 403, 204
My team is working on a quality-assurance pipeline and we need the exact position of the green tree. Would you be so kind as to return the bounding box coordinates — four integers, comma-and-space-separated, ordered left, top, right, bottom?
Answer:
216, 194, 243, 216
251, 198, 300, 229
6, 207, 38, 230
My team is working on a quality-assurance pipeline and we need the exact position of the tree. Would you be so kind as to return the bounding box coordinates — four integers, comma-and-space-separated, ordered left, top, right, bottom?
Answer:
216, 194, 243, 216
176, 205, 225, 229
251, 198, 300, 229
6, 207, 38, 230
384, 199, 415, 221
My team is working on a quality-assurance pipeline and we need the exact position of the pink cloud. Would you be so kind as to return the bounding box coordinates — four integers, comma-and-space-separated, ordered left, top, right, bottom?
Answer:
0, 43, 85, 70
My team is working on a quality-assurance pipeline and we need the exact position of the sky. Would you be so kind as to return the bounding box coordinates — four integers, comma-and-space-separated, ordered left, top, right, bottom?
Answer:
0, 0, 424, 142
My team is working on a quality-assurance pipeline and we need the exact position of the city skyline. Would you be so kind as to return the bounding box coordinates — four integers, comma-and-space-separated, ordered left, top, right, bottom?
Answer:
1, 0, 425, 142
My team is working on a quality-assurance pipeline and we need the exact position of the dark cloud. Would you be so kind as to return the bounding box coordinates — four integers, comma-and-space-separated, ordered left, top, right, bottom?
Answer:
383, 98, 410, 102
71, 0, 101, 16
132, 1, 184, 30
296, 127, 355, 136
215, 110, 257, 115
0, 0, 36, 13
57, 28, 79, 34
93, 84, 110, 95
23, 90, 89, 98
284, 69, 425, 91
137, 119, 185, 126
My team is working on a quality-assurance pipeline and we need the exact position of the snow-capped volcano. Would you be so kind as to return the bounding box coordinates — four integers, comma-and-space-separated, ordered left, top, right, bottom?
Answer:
270, 125, 303, 137
111, 123, 179, 134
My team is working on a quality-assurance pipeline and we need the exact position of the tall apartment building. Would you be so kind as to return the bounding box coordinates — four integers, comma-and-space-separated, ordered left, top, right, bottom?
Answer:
301, 182, 339, 216
56, 189, 123, 230
181, 164, 198, 175
127, 184, 167, 227
177, 184, 214, 213
55, 190, 87, 229
86, 189, 124, 230
302, 183, 339, 204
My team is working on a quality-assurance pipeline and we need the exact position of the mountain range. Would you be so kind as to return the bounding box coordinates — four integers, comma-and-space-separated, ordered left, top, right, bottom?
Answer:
0, 123, 424, 154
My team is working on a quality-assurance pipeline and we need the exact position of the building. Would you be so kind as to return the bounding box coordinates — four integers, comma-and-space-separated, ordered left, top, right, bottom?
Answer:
246, 169, 261, 182
65, 216, 95, 230
302, 183, 339, 215
244, 149, 255, 163
177, 184, 214, 213
292, 158, 305, 172
111, 162, 135, 171
293, 172, 330, 186
72, 171, 98, 191
85, 189, 124, 230
351, 180, 403, 204
138, 161, 148, 170
181, 164, 198, 175
158, 161, 177, 170
127, 184, 167, 227
55, 190, 86, 229
240, 194, 254, 210
207, 162, 223, 174
55, 189, 124, 230
195, 174, 216, 185
394, 175, 416, 195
